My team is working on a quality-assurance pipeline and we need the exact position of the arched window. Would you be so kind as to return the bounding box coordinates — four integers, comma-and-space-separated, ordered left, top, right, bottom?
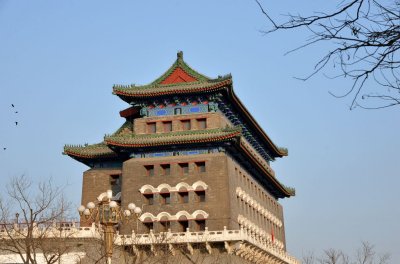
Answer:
194, 185, 206, 202
142, 217, 154, 233
195, 214, 206, 231
159, 215, 170, 232
178, 186, 189, 203
178, 215, 189, 232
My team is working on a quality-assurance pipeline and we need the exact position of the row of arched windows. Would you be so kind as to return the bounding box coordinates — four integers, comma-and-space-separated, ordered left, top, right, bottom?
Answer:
234, 166, 282, 217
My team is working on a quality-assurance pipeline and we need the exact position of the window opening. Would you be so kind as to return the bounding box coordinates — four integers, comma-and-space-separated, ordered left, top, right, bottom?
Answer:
196, 162, 206, 173
195, 190, 206, 202
145, 165, 154, 176
144, 222, 153, 233
109, 174, 121, 196
160, 193, 171, 204
160, 221, 170, 232
161, 164, 171, 176
163, 121, 172, 132
144, 194, 154, 205
179, 163, 189, 174
147, 122, 156, 133
178, 221, 189, 232
197, 118, 207, 129
178, 192, 189, 203
181, 120, 191, 130
195, 220, 206, 231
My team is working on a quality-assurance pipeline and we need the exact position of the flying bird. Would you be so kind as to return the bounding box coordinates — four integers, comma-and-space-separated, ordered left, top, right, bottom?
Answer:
3, 148, 6, 150
15, 111, 18, 114
15, 122, 18, 126
11, 104, 14, 107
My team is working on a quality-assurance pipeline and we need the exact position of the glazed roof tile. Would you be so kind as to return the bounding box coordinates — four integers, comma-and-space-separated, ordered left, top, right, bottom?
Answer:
104, 127, 242, 148
63, 143, 117, 159
150, 51, 210, 84
113, 76, 232, 98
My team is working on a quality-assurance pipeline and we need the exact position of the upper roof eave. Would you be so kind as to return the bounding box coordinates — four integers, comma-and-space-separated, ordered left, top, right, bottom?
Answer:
226, 88, 288, 158
112, 75, 232, 101
104, 127, 242, 148
63, 143, 118, 159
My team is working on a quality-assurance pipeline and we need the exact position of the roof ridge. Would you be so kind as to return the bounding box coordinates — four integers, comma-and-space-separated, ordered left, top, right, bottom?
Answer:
150, 51, 211, 85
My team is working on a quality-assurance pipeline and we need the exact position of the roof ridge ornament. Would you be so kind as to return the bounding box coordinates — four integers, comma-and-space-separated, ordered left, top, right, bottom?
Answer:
177, 51, 183, 60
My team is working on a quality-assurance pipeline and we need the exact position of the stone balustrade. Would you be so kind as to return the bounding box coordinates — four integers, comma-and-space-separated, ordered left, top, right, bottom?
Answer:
0, 223, 299, 264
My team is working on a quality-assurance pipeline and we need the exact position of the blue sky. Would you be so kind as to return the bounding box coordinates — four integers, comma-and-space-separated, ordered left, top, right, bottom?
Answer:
0, 0, 399, 262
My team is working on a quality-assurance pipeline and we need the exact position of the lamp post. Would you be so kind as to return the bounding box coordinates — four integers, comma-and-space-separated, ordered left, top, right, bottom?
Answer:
15, 213, 19, 224
78, 190, 142, 264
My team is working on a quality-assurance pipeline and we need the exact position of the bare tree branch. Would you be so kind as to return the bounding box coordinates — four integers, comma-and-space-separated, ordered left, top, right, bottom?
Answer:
256, 0, 400, 109
0, 175, 73, 264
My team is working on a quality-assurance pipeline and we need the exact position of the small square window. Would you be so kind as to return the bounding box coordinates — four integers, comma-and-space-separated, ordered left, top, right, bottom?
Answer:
197, 118, 207, 129
109, 174, 121, 196
181, 120, 191, 131
160, 193, 171, 204
163, 121, 172, 132
161, 164, 170, 176
144, 165, 154, 176
196, 162, 206, 173
179, 163, 189, 174
144, 194, 154, 205
147, 122, 156, 133
178, 192, 189, 203
195, 190, 206, 202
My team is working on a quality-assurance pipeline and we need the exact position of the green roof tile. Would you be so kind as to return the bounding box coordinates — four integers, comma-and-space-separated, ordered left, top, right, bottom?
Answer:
105, 127, 242, 148
63, 143, 117, 159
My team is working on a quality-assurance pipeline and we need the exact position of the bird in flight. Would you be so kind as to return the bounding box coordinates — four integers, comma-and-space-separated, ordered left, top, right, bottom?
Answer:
15, 122, 18, 126
3, 148, 6, 150
11, 104, 14, 107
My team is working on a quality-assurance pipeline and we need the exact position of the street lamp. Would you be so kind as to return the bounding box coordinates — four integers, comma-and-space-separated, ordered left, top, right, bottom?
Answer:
78, 190, 142, 264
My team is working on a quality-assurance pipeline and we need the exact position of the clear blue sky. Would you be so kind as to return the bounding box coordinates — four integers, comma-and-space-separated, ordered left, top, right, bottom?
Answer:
0, 0, 399, 262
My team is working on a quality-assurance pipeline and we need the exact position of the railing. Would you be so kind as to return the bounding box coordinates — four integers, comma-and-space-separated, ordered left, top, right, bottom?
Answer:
0, 222, 299, 264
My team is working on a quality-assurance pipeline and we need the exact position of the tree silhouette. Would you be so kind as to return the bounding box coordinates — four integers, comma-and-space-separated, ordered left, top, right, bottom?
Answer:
256, 0, 400, 109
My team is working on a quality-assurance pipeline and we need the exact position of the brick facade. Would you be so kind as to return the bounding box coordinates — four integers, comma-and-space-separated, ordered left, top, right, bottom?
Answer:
80, 110, 287, 249
68, 52, 297, 263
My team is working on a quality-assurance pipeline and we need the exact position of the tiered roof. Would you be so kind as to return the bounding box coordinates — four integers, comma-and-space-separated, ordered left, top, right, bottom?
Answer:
112, 52, 287, 158
64, 52, 294, 198
64, 124, 294, 198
